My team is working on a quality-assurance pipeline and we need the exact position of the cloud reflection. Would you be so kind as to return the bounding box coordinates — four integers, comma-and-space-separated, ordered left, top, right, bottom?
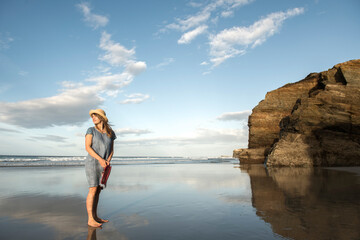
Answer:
0, 194, 87, 238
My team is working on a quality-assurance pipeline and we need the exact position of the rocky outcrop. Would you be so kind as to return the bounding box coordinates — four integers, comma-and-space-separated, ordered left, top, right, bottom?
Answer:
233, 148, 268, 164
234, 59, 360, 166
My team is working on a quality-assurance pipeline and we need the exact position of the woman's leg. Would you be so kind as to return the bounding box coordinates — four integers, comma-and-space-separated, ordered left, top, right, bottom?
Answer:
87, 186, 102, 227
94, 187, 109, 223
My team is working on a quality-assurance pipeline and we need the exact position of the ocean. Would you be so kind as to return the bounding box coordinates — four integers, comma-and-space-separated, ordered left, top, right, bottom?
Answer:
0, 155, 238, 167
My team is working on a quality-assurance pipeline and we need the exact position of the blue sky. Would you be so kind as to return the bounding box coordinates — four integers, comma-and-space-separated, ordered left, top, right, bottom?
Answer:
0, 0, 359, 157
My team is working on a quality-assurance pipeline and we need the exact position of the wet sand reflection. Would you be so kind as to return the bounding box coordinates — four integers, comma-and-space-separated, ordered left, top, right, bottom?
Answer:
0, 194, 87, 239
0, 193, 129, 240
87, 226, 98, 240
0, 165, 359, 239
240, 165, 360, 240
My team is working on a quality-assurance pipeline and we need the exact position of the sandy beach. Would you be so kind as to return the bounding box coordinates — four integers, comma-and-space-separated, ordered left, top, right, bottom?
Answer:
0, 163, 359, 240
0, 164, 264, 240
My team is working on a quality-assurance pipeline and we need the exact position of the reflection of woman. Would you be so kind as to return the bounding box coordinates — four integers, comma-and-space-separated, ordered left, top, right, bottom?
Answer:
87, 226, 98, 240
85, 109, 116, 227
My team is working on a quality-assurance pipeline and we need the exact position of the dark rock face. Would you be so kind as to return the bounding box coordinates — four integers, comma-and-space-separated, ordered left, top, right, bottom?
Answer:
234, 59, 360, 166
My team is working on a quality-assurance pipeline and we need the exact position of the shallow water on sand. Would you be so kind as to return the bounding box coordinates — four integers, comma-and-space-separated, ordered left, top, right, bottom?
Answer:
0, 163, 359, 240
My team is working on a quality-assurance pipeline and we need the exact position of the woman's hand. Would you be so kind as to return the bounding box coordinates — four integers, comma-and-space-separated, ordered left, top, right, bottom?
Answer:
99, 159, 108, 168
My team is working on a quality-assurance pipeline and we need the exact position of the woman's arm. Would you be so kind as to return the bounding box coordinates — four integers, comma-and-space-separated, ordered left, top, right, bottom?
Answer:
107, 141, 114, 163
85, 134, 108, 168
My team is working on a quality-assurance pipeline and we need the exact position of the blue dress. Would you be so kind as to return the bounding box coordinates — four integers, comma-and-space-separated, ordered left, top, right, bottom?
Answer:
85, 127, 116, 187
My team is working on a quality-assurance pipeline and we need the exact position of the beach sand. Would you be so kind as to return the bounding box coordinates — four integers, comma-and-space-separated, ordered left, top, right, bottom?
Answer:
0, 164, 269, 240
0, 164, 359, 240
324, 166, 360, 176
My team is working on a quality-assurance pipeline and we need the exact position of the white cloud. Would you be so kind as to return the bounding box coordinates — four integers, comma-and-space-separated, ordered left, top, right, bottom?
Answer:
188, 2, 204, 8
164, 0, 253, 43
0, 5, 146, 129
200, 61, 209, 66
99, 31, 135, 67
154, 58, 175, 69
77, 2, 109, 29
162, 2, 304, 67
217, 110, 251, 121
0, 82, 102, 128
167, 12, 211, 32
202, 0, 253, 19
125, 61, 147, 76
221, 10, 234, 18
30, 135, 68, 143
178, 25, 208, 44
190, 127, 247, 144
209, 7, 305, 66
115, 128, 152, 136
0, 97, 98, 129
119, 93, 150, 104
117, 127, 247, 146
0, 71, 138, 128
86, 72, 134, 97
99, 32, 147, 75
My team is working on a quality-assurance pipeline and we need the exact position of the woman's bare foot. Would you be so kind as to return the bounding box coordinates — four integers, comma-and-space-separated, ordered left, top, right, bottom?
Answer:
88, 219, 102, 228
95, 217, 109, 223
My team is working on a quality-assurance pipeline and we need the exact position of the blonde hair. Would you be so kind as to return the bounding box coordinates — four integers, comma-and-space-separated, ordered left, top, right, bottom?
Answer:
93, 113, 114, 138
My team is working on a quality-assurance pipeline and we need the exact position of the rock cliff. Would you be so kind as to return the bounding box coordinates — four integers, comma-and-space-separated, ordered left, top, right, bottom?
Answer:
234, 59, 360, 166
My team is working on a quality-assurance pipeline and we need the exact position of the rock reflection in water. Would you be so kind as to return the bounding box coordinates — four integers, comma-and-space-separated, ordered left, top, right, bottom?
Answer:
240, 165, 360, 240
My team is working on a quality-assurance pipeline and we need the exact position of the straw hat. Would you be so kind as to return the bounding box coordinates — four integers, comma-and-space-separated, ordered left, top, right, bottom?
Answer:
89, 109, 108, 122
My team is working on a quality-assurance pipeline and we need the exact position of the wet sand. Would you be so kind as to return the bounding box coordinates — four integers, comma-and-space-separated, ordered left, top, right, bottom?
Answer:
0, 164, 359, 240
325, 166, 360, 176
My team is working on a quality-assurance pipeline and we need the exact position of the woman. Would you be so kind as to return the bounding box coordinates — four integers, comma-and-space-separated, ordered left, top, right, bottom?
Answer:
85, 109, 116, 227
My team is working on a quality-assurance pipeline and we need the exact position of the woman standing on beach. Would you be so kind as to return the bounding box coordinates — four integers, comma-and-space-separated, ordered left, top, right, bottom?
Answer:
85, 109, 116, 228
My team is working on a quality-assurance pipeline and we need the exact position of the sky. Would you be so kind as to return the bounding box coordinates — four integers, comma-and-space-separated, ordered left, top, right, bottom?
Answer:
0, 0, 359, 157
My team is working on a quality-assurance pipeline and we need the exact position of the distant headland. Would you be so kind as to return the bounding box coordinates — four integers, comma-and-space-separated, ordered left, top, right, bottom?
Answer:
234, 59, 360, 167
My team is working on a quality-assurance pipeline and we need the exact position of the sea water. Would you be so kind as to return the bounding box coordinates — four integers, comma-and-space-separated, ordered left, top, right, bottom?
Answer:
0, 155, 236, 167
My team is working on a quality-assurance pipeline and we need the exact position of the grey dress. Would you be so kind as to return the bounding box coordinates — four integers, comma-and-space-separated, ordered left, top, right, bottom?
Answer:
85, 127, 116, 187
